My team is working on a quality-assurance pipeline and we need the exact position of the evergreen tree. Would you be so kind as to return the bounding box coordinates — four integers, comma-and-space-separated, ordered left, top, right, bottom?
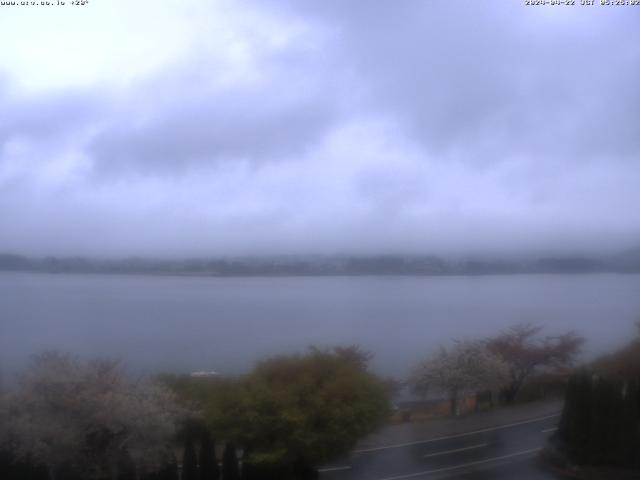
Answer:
607, 379, 626, 466
55, 462, 83, 480
0, 449, 14, 480
240, 448, 255, 480
636, 377, 640, 469
557, 369, 592, 463
199, 431, 219, 480
10, 455, 47, 480
117, 449, 137, 480
182, 437, 198, 480
621, 379, 640, 468
10, 457, 30, 480
558, 339, 640, 470
588, 377, 610, 464
158, 455, 180, 480
31, 462, 48, 480
589, 378, 625, 465
222, 443, 239, 480
143, 456, 180, 480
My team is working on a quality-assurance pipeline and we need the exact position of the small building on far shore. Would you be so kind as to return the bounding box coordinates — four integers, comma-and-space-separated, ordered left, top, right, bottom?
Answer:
189, 370, 219, 378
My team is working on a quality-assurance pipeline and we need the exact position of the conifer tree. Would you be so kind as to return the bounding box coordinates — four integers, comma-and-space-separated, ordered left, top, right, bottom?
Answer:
11, 455, 48, 480
158, 455, 180, 480
589, 378, 625, 465
621, 379, 640, 468
557, 369, 592, 462
117, 449, 137, 480
182, 437, 198, 480
199, 431, 219, 480
222, 443, 239, 480
0, 450, 14, 480
240, 448, 254, 480
635, 378, 640, 469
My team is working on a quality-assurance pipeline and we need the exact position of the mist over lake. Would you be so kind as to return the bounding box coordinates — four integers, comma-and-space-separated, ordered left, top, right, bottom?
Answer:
2, 271, 639, 380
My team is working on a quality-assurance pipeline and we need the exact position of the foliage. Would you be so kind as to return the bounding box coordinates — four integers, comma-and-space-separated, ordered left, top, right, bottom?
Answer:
159, 375, 245, 433
117, 449, 136, 480
3, 352, 183, 479
487, 323, 584, 402
198, 431, 219, 480
514, 371, 569, 403
589, 377, 627, 465
557, 335, 640, 470
592, 332, 640, 381
222, 443, 240, 480
163, 346, 390, 473
0, 450, 12, 479
557, 369, 593, 463
240, 448, 257, 480
556, 372, 640, 469
0, 449, 49, 480
143, 455, 179, 480
182, 438, 198, 480
381, 376, 404, 400
411, 339, 508, 416
332, 344, 373, 370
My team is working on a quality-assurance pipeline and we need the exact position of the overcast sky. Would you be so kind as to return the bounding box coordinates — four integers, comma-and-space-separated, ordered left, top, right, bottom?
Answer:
1, 0, 639, 257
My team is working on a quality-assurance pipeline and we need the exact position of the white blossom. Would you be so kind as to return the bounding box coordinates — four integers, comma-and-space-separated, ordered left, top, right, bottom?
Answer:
412, 340, 508, 415
4, 352, 184, 478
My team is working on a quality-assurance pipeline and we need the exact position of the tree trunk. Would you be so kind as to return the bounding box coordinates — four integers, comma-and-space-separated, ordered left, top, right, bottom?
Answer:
501, 384, 519, 404
450, 389, 459, 416
110, 461, 118, 480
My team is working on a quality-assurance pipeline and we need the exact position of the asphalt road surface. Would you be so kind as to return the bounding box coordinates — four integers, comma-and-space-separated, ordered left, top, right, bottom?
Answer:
319, 411, 562, 480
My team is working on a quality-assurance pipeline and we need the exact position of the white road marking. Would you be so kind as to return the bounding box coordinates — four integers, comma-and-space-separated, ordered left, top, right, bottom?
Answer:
317, 465, 352, 473
354, 413, 560, 453
542, 427, 557, 433
376, 447, 542, 480
423, 443, 488, 458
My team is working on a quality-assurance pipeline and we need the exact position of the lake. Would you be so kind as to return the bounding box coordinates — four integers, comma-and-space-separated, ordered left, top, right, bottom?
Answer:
1, 272, 639, 380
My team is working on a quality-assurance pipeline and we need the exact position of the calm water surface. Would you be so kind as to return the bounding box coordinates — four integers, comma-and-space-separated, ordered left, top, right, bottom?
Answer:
1, 272, 639, 378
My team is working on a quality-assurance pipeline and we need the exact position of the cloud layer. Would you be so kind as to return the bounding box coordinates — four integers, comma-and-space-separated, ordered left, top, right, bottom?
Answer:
1, 0, 639, 256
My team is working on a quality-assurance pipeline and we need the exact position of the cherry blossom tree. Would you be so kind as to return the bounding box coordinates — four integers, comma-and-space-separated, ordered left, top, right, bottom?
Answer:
4, 352, 183, 480
487, 323, 584, 403
412, 340, 508, 416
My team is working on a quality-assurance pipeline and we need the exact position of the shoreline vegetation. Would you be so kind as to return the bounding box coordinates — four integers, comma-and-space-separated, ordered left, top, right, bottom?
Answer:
1, 251, 640, 277
1, 323, 638, 478
0, 346, 391, 480
543, 323, 640, 478
1, 323, 593, 479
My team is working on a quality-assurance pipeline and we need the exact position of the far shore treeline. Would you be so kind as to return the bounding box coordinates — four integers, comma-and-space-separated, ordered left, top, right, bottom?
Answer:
1, 250, 640, 277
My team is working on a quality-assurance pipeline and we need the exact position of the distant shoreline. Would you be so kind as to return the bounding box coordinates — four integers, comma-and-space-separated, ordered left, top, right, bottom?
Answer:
1, 252, 639, 278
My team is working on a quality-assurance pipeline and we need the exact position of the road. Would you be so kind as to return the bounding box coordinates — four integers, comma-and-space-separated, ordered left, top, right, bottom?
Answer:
319, 405, 563, 480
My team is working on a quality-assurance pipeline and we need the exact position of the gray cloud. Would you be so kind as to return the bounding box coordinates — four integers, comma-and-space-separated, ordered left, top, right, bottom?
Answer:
0, 85, 102, 150
1, 1, 640, 256
260, 1, 640, 162
84, 38, 360, 176
89, 90, 336, 176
